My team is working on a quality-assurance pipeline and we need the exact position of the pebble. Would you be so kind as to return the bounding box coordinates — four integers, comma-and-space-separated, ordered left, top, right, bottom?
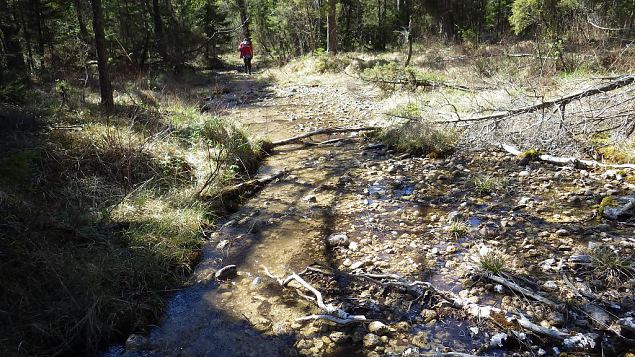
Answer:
327, 233, 349, 246
368, 321, 390, 335
125, 334, 148, 352
363, 333, 381, 348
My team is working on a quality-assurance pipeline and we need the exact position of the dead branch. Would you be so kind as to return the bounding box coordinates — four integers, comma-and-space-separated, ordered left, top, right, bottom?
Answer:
269, 126, 379, 147
262, 266, 367, 324
499, 143, 635, 170
475, 273, 561, 310
205, 171, 286, 200
438, 75, 635, 124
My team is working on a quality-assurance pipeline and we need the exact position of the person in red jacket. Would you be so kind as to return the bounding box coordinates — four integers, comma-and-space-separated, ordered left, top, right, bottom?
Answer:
239, 38, 253, 75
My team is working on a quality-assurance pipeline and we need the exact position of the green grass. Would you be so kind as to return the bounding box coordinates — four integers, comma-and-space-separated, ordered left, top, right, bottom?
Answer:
469, 175, 499, 195
589, 246, 634, 284
0, 74, 264, 356
449, 220, 469, 239
477, 249, 507, 275
374, 120, 458, 157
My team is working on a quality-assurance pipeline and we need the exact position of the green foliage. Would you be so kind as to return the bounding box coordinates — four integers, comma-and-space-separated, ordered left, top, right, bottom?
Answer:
470, 175, 499, 195
0, 82, 28, 105
478, 249, 508, 274
314, 52, 351, 73
375, 120, 458, 157
520, 149, 542, 160
510, 0, 581, 35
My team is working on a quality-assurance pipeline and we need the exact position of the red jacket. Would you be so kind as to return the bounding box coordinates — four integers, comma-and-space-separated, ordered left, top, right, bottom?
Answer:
239, 42, 253, 58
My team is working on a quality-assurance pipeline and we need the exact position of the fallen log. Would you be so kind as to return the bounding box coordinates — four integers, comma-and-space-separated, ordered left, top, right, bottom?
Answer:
439, 74, 635, 124
499, 143, 635, 170
269, 126, 379, 147
207, 171, 286, 201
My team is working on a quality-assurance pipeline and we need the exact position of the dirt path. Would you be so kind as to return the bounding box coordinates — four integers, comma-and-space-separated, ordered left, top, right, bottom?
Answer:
106, 72, 635, 357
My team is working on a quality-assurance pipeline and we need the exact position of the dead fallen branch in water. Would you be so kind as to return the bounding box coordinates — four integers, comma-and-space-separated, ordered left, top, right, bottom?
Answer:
204, 171, 286, 200
499, 143, 635, 170
262, 266, 367, 325
474, 272, 561, 310
268, 126, 379, 147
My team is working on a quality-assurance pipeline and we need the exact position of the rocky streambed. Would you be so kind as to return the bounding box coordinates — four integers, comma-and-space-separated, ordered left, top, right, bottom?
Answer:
107, 73, 634, 357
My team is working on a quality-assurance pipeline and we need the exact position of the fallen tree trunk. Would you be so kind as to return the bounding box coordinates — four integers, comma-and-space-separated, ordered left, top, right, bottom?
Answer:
208, 171, 286, 201
500, 143, 635, 170
269, 126, 379, 147
441, 74, 635, 124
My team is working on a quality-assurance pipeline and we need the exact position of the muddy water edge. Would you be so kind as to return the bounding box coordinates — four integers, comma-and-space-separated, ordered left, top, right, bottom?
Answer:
105, 74, 635, 357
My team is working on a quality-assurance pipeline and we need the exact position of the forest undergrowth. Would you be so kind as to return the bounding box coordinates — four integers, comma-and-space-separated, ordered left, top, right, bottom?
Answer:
0, 69, 264, 356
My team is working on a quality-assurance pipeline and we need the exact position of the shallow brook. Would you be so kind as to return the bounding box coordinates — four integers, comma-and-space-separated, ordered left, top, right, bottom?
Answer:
106, 74, 635, 357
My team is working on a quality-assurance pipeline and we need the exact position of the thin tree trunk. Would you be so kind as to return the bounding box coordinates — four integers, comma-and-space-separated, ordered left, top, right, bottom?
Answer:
327, 0, 337, 55
405, 17, 413, 67
151, 0, 167, 60
90, 0, 114, 108
73, 0, 90, 42
0, 0, 29, 84
236, 0, 250, 38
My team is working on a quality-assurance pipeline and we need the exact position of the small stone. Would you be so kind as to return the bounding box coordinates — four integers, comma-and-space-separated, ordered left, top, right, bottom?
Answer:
348, 241, 359, 251
421, 309, 437, 322
411, 332, 429, 348
125, 334, 148, 352
368, 321, 389, 335
556, 229, 570, 236
303, 194, 317, 203
329, 332, 349, 344
350, 261, 365, 270
543, 281, 558, 290
519, 171, 530, 177
363, 333, 381, 348
570, 254, 592, 264
215, 265, 238, 280
327, 233, 349, 246
547, 311, 565, 326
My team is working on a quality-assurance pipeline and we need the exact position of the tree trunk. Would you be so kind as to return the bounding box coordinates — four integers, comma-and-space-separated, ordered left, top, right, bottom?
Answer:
73, 0, 90, 42
404, 17, 413, 67
0, 0, 29, 84
90, 0, 114, 108
327, 0, 337, 55
236, 0, 250, 38
151, 0, 168, 60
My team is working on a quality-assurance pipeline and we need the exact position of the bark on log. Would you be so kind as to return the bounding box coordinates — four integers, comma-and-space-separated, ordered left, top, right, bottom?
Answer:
270, 126, 379, 147
500, 143, 635, 170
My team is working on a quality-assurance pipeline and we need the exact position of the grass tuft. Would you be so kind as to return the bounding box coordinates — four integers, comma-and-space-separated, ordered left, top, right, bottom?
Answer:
469, 175, 499, 195
374, 120, 458, 157
589, 246, 634, 284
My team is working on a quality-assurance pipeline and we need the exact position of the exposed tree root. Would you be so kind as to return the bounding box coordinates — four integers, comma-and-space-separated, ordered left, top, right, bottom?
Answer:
499, 143, 635, 170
